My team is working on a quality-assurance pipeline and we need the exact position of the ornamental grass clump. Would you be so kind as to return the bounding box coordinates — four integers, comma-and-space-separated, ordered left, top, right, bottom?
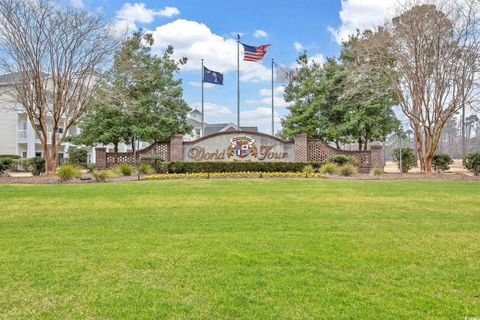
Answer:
56, 164, 81, 182
138, 163, 153, 175
115, 164, 133, 176
302, 165, 315, 174
372, 167, 384, 176
338, 164, 357, 176
320, 163, 338, 175
92, 170, 112, 182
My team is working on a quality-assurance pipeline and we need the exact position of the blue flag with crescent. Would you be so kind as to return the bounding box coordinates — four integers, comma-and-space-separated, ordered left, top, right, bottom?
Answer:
203, 66, 223, 85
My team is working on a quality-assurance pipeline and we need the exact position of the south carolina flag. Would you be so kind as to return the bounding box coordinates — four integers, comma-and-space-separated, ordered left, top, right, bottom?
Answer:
203, 66, 223, 85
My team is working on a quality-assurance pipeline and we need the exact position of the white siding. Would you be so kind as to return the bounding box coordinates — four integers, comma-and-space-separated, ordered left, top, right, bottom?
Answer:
0, 94, 17, 155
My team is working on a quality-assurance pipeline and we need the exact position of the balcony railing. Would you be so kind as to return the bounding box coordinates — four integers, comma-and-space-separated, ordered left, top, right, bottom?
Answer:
17, 130, 27, 139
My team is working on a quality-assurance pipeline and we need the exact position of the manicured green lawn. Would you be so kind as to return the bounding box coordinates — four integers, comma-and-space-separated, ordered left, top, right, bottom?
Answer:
0, 179, 479, 319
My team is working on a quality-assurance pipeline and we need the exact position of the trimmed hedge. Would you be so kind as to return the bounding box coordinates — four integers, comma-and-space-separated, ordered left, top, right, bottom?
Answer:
463, 152, 480, 175
0, 158, 13, 175
0, 154, 21, 160
154, 161, 324, 174
432, 153, 453, 172
68, 148, 88, 168
392, 147, 416, 173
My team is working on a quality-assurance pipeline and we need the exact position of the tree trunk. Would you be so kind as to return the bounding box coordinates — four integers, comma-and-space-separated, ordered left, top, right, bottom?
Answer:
462, 104, 466, 156
413, 126, 425, 172
114, 142, 118, 153
44, 144, 58, 175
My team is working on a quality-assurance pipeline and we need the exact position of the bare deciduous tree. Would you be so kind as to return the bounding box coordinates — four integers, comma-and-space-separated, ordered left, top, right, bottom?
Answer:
0, 0, 117, 173
355, 0, 480, 172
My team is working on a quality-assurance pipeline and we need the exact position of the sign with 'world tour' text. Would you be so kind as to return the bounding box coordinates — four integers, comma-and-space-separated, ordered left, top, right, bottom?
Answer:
183, 132, 295, 162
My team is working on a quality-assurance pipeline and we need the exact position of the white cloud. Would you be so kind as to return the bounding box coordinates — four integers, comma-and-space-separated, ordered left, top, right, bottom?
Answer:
253, 29, 269, 38
294, 41, 304, 52
158, 6, 180, 17
328, 0, 396, 44
247, 86, 289, 108
115, 3, 180, 31
203, 102, 231, 115
259, 86, 284, 97
309, 53, 325, 65
192, 102, 233, 123
240, 107, 281, 133
70, 0, 84, 9
150, 19, 270, 82
189, 81, 215, 89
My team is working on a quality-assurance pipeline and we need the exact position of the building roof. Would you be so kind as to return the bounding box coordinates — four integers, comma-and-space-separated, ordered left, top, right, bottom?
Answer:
187, 109, 259, 136
188, 117, 202, 127
0, 71, 49, 85
190, 109, 202, 115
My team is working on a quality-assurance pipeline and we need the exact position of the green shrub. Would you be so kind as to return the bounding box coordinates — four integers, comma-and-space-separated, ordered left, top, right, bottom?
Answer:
162, 161, 324, 174
392, 148, 416, 173
138, 163, 153, 175
68, 148, 88, 168
463, 152, 480, 175
320, 163, 338, 175
152, 161, 169, 174
0, 154, 21, 160
92, 170, 112, 182
27, 157, 45, 176
141, 156, 165, 163
0, 158, 13, 175
339, 164, 357, 176
117, 164, 133, 176
56, 164, 81, 182
302, 165, 315, 174
86, 163, 96, 173
327, 154, 358, 166
432, 153, 453, 172
372, 167, 384, 176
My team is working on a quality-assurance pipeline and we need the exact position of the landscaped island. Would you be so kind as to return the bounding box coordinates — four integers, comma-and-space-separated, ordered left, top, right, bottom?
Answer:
1, 179, 479, 319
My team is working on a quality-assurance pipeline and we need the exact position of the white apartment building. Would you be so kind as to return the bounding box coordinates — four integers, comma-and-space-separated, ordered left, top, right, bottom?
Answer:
0, 72, 259, 162
0, 76, 78, 162
0, 72, 143, 162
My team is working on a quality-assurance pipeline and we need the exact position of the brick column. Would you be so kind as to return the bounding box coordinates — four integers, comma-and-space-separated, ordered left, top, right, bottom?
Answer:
294, 133, 308, 162
95, 147, 107, 169
371, 145, 384, 169
169, 134, 183, 161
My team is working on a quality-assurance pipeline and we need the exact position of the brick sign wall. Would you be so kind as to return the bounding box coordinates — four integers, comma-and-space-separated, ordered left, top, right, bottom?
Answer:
96, 131, 384, 172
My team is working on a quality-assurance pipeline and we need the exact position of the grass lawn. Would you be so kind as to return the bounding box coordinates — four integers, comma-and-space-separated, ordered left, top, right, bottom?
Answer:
0, 179, 479, 319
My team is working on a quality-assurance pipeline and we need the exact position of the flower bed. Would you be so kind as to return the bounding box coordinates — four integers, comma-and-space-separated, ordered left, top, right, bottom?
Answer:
142, 171, 324, 180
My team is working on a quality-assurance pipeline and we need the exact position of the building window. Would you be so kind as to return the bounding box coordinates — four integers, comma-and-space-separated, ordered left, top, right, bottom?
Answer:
19, 120, 27, 131
22, 151, 27, 158
35, 152, 42, 157
195, 129, 201, 137
58, 153, 64, 165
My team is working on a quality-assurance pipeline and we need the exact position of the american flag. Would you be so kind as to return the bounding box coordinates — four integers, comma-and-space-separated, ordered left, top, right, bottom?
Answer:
242, 43, 271, 62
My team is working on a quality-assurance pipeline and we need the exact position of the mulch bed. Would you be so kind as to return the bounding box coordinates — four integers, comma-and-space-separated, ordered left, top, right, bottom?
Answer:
327, 172, 480, 181
1, 172, 479, 184
0, 174, 139, 184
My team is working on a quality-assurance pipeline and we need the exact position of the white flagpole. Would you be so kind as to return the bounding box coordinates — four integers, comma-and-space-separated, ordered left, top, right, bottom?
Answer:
201, 59, 204, 137
237, 34, 240, 129
271, 58, 275, 136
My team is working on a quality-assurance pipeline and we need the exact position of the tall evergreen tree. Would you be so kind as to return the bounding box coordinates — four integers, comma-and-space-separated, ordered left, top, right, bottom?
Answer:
282, 34, 399, 149
74, 32, 192, 151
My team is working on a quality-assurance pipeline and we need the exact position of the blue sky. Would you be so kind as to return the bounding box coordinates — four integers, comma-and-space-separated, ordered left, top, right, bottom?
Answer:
70, 0, 396, 133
